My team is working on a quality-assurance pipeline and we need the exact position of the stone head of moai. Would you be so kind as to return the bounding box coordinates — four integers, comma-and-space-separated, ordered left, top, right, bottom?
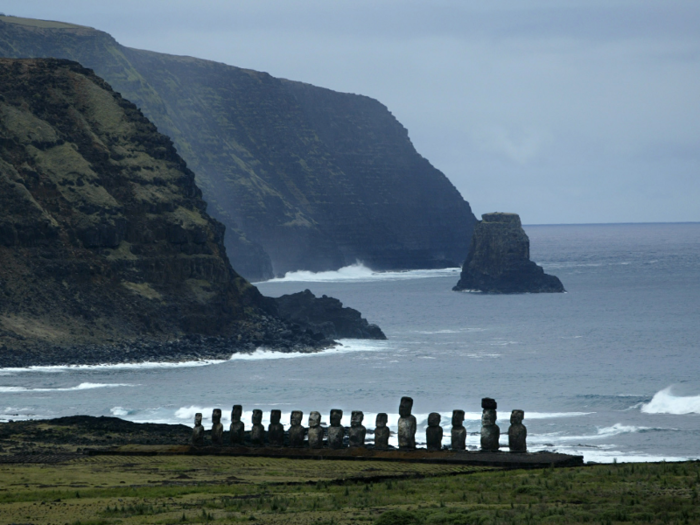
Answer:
252, 409, 263, 425
510, 409, 524, 425
290, 410, 303, 426
452, 409, 465, 427
351, 411, 364, 427
194, 412, 202, 427
481, 398, 497, 426
399, 396, 414, 418
309, 411, 321, 428
330, 409, 343, 427
270, 409, 282, 425
231, 405, 242, 423
376, 413, 388, 427
428, 412, 441, 427
212, 408, 222, 424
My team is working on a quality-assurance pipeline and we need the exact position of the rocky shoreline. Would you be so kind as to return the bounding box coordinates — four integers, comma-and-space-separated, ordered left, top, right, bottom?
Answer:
0, 318, 336, 368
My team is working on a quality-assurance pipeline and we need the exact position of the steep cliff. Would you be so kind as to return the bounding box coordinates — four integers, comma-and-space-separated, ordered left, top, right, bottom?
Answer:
0, 15, 476, 280
453, 213, 565, 294
0, 58, 331, 366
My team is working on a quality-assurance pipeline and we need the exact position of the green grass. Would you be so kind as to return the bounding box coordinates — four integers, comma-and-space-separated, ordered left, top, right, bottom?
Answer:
0, 457, 698, 524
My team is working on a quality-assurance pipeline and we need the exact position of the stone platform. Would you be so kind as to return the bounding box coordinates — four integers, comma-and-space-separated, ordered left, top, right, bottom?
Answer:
88, 444, 583, 469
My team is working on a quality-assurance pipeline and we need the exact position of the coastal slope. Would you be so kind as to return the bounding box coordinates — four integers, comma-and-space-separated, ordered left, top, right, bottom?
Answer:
0, 15, 476, 280
0, 58, 329, 366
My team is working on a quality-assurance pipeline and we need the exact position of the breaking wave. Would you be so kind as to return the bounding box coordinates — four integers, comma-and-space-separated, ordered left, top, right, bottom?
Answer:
0, 382, 135, 393
641, 386, 700, 415
261, 263, 460, 283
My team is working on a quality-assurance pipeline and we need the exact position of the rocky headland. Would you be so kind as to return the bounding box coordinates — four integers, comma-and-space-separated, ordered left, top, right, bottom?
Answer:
0, 15, 477, 281
0, 58, 382, 367
272, 290, 386, 340
453, 213, 565, 294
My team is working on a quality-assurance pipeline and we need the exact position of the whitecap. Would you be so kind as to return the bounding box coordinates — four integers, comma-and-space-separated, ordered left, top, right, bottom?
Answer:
0, 382, 136, 393
260, 263, 460, 283
640, 386, 700, 415
228, 339, 387, 361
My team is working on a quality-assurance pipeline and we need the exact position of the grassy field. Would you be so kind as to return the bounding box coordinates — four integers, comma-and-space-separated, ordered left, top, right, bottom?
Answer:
0, 456, 698, 524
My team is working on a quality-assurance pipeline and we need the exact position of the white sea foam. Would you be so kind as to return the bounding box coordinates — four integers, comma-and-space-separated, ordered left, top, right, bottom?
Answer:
261, 263, 460, 284
228, 339, 387, 361
0, 358, 230, 374
640, 386, 700, 415
0, 382, 135, 393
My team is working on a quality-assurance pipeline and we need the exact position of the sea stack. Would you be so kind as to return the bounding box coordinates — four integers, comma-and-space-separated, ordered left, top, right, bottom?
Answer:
453, 213, 564, 294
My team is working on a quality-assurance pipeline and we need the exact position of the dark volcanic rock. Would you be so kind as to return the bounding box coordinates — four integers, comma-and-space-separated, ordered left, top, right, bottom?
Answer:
0, 58, 333, 366
272, 289, 386, 340
453, 213, 564, 294
0, 15, 476, 280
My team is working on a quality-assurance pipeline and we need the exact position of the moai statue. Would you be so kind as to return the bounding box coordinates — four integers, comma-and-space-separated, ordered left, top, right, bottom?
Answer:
398, 396, 417, 450
374, 413, 390, 450
308, 411, 324, 449
508, 409, 527, 452
327, 409, 345, 449
251, 409, 265, 447
211, 408, 224, 445
268, 409, 285, 447
426, 412, 443, 451
451, 409, 467, 451
480, 398, 500, 452
192, 412, 204, 447
229, 405, 245, 446
289, 410, 305, 448
348, 411, 366, 448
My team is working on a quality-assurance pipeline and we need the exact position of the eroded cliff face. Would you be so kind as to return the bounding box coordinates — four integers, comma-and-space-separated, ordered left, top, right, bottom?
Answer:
453, 213, 564, 294
0, 58, 328, 364
0, 16, 476, 280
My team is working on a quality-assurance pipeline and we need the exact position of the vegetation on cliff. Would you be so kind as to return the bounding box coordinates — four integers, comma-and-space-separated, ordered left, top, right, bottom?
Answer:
0, 58, 333, 365
0, 15, 476, 280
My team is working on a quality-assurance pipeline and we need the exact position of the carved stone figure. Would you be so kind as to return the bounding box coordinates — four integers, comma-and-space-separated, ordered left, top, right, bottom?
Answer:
480, 398, 500, 452
229, 405, 244, 446
328, 409, 345, 449
289, 410, 305, 448
374, 413, 390, 450
251, 409, 265, 446
451, 409, 467, 451
308, 411, 324, 449
398, 396, 417, 450
192, 412, 204, 447
348, 411, 366, 448
211, 408, 224, 445
508, 409, 527, 452
426, 412, 443, 451
268, 409, 285, 447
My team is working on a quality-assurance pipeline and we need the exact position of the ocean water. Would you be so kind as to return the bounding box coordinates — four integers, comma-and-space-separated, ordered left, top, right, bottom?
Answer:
1, 223, 699, 464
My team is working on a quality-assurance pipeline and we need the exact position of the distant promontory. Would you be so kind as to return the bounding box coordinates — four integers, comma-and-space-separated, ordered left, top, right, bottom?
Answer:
453, 213, 564, 294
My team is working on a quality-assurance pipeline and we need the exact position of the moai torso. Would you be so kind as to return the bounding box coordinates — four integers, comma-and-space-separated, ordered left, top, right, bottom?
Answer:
192, 412, 204, 447
426, 412, 443, 451
307, 411, 324, 449
374, 413, 390, 450
398, 397, 417, 450
480, 398, 500, 452
328, 409, 345, 449
268, 409, 285, 447
250, 409, 265, 446
288, 410, 305, 448
451, 409, 467, 451
348, 411, 366, 448
211, 408, 224, 446
508, 409, 527, 452
229, 405, 245, 446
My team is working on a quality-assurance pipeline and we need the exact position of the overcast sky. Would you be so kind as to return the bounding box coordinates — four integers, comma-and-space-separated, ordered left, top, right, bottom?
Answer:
4, 1, 699, 224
